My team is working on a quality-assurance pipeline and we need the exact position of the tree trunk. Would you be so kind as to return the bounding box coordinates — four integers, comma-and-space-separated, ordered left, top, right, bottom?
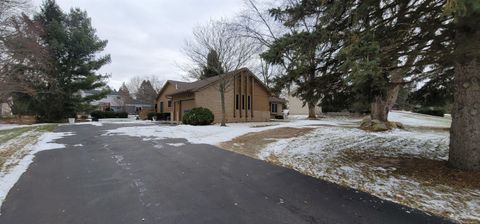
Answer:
448, 13, 480, 170
220, 88, 226, 127
307, 102, 316, 119
370, 96, 388, 122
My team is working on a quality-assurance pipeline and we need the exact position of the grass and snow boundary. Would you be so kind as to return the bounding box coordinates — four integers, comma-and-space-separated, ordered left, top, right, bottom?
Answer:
0, 125, 73, 210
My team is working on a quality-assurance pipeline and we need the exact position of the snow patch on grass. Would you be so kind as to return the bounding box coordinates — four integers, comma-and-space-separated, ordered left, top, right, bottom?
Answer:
0, 131, 74, 211
389, 110, 451, 128
166, 143, 185, 147
104, 119, 352, 145
258, 126, 479, 223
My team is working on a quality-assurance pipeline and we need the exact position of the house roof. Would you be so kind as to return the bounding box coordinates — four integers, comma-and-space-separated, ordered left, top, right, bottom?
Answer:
269, 96, 287, 103
155, 80, 190, 100
166, 68, 267, 97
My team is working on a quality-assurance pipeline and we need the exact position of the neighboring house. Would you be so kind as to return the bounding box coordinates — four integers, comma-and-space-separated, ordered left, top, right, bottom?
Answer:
269, 96, 286, 119
1, 100, 12, 117
86, 90, 152, 114
155, 68, 282, 123
286, 94, 322, 116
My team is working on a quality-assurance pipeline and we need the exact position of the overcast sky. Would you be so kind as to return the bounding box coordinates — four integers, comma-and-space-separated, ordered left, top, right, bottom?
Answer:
31, 0, 244, 90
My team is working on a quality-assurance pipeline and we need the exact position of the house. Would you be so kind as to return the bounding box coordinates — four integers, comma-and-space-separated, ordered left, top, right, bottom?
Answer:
269, 96, 286, 119
85, 90, 153, 114
155, 68, 283, 123
285, 92, 322, 116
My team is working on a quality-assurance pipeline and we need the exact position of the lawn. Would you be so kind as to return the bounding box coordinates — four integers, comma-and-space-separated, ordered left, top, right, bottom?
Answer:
0, 124, 57, 172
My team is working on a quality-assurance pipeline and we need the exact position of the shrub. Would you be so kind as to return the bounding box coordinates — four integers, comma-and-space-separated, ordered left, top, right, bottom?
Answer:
147, 112, 170, 121
90, 111, 129, 119
182, 107, 214, 125
413, 107, 445, 117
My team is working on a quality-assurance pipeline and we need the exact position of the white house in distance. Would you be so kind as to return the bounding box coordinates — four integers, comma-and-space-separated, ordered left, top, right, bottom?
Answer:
282, 87, 322, 116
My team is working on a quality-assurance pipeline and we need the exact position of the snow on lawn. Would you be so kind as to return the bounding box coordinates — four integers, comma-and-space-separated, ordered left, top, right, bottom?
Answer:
0, 131, 74, 210
258, 126, 479, 223
389, 110, 451, 128
103, 119, 347, 145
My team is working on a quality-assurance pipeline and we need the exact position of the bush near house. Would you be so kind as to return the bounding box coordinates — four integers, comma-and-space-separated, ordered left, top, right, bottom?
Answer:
182, 107, 214, 125
147, 112, 170, 121
90, 111, 128, 119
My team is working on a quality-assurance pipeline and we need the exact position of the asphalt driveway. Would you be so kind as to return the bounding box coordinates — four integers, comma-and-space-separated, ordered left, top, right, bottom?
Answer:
0, 123, 452, 224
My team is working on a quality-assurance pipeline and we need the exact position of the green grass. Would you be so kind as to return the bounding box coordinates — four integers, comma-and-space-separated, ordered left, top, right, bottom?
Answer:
0, 124, 57, 170
0, 124, 57, 144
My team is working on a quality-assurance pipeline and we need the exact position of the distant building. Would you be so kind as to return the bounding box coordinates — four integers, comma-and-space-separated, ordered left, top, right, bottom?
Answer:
82, 90, 153, 114
286, 95, 322, 116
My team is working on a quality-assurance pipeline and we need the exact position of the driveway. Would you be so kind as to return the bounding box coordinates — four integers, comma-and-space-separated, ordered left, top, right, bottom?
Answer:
0, 123, 452, 224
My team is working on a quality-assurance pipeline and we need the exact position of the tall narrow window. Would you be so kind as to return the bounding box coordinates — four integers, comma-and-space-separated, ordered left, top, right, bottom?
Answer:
247, 96, 251, 110
160, 102, 164, 113
236, 95, 239, 110
242, 95, 245, 110
168, 100, 172, 107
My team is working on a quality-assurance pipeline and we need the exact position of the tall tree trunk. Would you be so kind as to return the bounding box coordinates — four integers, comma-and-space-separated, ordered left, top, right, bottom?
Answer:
220, 88, 226, 127
449, 59, 480, 170
307, 101, 316, 119
448, 14, 480, 170
370, 96, 388, 122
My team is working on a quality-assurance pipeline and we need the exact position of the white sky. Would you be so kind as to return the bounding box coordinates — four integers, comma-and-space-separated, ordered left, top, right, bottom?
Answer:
31, 0, 244, 89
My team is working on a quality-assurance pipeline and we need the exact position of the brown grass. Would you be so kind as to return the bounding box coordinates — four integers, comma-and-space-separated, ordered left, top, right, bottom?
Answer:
220, 127, 314, 158
0, 124, 57, 170
344, 150, 480, 189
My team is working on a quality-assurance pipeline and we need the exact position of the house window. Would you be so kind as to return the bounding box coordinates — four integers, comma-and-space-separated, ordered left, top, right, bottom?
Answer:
271, 103, 278, 113
155, 104, 158, 112
160, 102, 164, 113
168, 100, 172, 107
247, 96, 251, 110
242, 95, 245, 110
236, 95, 239, 110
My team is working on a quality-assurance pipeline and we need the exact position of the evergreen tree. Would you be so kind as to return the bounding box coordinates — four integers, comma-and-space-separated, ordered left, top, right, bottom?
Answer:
118, 83, 132, 104
262, 2, 346, 118
200, 49, 224, 80
30, 0, 110, 121
444, 0, 480, 170
135, 80, 157, 105
337, 0, 453, 123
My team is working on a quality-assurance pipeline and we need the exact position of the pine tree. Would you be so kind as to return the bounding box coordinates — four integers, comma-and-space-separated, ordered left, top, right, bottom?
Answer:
445, 0, 480, 170
135, 80, 157, 106
118, 83, 132, 104
31, 0, 110, 121
200, 49, 224, 80
262, 1, 345, 119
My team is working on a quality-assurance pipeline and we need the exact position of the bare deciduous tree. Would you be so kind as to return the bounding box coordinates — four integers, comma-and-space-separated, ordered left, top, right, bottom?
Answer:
0, 12, 51, 103
126, 75, 164, 97
182, 19, 261, 80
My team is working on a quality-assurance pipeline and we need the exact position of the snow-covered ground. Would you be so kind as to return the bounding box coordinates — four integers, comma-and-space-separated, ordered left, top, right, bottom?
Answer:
388, 110, 451, 128
257, 114, 478, 223
0, 127, 74, 210
104, 118, 346, 145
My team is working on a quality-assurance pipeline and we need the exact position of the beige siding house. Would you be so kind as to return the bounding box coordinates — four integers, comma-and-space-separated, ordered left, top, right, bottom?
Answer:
155, 68, 279, 123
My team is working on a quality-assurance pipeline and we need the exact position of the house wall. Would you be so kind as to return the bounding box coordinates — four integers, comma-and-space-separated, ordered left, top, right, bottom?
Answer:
287, 95, 322, 115
171, 93, 195, 122
194, 71, 270, 123
155, 82, 177, 115
270, 102, 284, 118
